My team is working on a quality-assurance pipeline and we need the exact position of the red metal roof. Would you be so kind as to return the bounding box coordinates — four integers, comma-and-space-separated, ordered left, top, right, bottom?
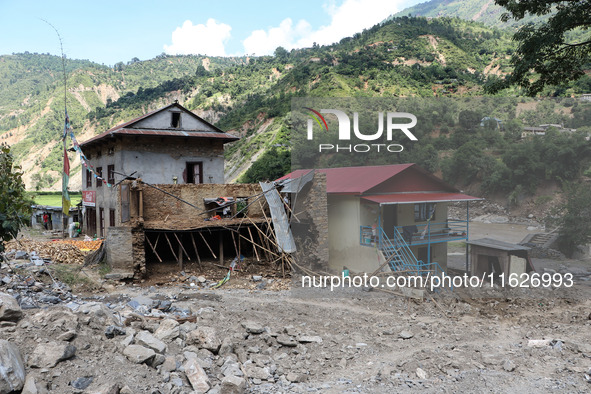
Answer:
278, 164, 415, 194
362, 193, 482, 204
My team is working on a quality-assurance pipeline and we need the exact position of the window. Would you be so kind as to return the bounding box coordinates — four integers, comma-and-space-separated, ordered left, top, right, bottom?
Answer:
414, 203, 435, 222
86, 169, 92, 188
96, 167, 103, 187
171, 112, 181, 128
107, 165, 115, 185
96, 150, 102, 158
186, 162, 203, 184
109, 209, 116, 227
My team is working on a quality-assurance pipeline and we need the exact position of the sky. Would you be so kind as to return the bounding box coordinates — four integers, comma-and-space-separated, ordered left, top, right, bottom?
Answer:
0, 0, 423, 66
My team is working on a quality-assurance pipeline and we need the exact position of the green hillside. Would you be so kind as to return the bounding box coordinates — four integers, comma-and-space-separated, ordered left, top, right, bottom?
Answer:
0, 15, 590, 206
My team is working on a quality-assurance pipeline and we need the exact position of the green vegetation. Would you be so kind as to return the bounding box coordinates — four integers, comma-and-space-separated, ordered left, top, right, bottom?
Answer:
0, 144, 31, 255
28, 191, 82, 207
550, 182, 591, 257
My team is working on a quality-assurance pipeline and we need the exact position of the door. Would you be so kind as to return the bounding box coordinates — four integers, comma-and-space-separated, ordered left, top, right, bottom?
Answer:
186, 162, 203, 184
87, 207, 96, 236
99, 208, 105, 237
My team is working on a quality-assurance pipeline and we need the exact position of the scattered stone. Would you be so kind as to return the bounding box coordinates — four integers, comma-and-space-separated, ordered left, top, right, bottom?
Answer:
244, 364, 271, 380
503, 359, 516, 372
149, 353, 166, 368
399, 331, 414, 340
197, 276, 206, 283
28, 342, 76, 368
71, 376, 94, 390
416, 368, 428, 380
0, 340, 26, 393
220, 375, 246, 394
57, 331, 77, 342
252, 275, 263, 282
183, 358, 211, 393
105, 325, 126, 339
219, 337, 235, 356
276, 334, 297, 347
286, 372, 307, 383
0, 292, 23, 322
241, 321, 265, 334
123, 345, 155, 365
154, 319, 180, 342
186, 326, 221, 353
21, 375, 48, 394
298, 335, 322, 344
135, 330, 167, 354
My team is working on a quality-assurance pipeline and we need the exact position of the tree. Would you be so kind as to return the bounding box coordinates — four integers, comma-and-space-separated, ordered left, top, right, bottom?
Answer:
487, 0, 591, 95
552, 181, 591, 257
0, 144, 31, 256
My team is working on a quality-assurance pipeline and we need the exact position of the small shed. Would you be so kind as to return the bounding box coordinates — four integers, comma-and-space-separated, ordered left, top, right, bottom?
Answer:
468, 238, 535, 278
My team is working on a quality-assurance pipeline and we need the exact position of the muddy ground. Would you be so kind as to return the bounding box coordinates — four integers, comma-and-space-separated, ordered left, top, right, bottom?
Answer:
1, 221, 591, 393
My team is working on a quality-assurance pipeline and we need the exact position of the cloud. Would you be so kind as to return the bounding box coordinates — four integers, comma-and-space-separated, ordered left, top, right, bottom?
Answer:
164, 19, 232, 56
242, 0, 403, 55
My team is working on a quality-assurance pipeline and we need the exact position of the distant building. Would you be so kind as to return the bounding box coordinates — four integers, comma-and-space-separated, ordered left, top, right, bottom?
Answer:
581, 93, 591, 102
79, 102, 239, 237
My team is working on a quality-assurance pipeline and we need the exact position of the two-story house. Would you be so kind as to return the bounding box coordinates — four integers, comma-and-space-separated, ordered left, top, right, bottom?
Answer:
79, 102, 238, 237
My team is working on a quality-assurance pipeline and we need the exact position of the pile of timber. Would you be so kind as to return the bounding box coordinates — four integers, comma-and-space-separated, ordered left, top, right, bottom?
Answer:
4, 239, 88, 265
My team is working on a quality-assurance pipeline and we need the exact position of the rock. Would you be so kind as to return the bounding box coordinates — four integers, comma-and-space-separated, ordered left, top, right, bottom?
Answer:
57, 331, 77, 342
119, 385, 134, 394
135, 331, 167, 354
276, 334, 297, 347
105, 325, 126, 339
0, 293, 23, 322
88, 382, 120, 394
503, 359, 516, 372
129, 296, 155, 308
416, 367, 428, 379
160, 356, 177, 373
0, 340, 26, 393
28, 342, 76, 368
298, 335, 322, 344
154, 319, 180, 342
221, 360, 243, 378
186, 326, 221, 353
197, 276, 206, 283
241, 321, 264, 334
219, 337, 235, 356
220, 375, 246, 394
399, 330, 414, 340
71, 376, 94, 390
123, 345, 155, 364
244, 364, 270, 380
286, 372, 307, 383
252, 275, 263, 282
21, 375, 48, 394
183, 358, 210, 393
149, 354, 166, 368
527, 339, 552, 348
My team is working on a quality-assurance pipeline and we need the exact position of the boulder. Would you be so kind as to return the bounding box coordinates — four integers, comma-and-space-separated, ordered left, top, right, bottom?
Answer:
21, 375, 48, 394
186, 326, 221, 353
123, 345, 155, 364
220, 375, 246, 394
0, 340, 26, 393
135, 331, 167, 354
241, 321, 264, 335
28, 342, 76, 368
0, 293, 23, 322
154, 319, 180, 342
183, 358, 210, 393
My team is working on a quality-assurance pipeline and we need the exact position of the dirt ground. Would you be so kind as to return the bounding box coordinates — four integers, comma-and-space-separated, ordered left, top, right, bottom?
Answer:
2, 222, 591, 393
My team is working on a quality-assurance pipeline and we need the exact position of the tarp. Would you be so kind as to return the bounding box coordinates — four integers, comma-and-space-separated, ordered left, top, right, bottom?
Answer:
260, 182, 296, 253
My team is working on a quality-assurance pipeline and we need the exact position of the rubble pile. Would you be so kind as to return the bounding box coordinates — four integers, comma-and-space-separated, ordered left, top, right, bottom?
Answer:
5, 239, 87, 265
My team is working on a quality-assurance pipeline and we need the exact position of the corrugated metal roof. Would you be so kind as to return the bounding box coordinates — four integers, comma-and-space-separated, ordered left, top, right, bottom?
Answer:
260, 182, 296, 253
278, 164, 415, 194
80, 102, 238, 147
280, 169, 315, 193
362, 192, 482, 204
467, 238, 531, 251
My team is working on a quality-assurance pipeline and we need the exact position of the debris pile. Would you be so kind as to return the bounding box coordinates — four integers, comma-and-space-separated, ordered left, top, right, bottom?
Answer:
5, 238, 88, 265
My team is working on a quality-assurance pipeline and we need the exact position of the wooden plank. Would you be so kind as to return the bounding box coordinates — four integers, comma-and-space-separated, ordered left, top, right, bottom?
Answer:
190, 232, 202, 269
145, 233, 163, 263
173, 232, 191, 261
164, 232, 178, 261
199, 231, 216, 259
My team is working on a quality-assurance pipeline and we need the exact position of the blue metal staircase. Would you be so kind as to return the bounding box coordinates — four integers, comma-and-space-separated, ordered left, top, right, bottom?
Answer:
361, 226, 444, 277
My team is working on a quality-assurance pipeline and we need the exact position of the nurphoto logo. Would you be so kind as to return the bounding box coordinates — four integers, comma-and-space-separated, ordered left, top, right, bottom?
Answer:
304, 107, 418, 153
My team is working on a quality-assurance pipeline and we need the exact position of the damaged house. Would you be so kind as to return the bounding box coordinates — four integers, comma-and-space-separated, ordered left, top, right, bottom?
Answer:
280, 164, 481, 275
79, 102, 278, 278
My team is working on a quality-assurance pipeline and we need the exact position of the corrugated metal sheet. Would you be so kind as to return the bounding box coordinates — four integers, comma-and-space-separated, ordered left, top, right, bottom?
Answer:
362, 192, 482, 204
280, 169, 315, 193
260, 182, 296, 253
467, 238, 530, 251
277, 164, 414, 194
